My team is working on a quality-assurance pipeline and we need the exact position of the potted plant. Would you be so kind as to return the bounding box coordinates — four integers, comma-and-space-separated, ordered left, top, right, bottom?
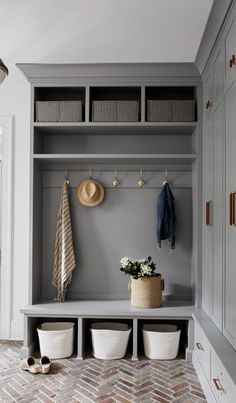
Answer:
120, 256, 164, 308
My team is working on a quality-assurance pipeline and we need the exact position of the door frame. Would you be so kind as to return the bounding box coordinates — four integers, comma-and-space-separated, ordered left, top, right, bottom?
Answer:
0, 116, 13, 339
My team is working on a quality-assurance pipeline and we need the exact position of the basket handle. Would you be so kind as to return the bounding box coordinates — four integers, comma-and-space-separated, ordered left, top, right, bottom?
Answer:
128, 279, 132, 293
161, 279, 165, 291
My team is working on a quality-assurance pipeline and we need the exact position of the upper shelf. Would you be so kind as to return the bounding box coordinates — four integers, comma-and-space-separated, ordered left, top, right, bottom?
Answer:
33, 122, 198, 136
33, 153, 197, 165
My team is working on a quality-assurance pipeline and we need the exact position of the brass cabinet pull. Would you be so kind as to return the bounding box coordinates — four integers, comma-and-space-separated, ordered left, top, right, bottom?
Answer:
230, 192, 236, 225
206, 100, 212, 109
230, 193, 233, 225
213, 378, 224, 392
206, 201, 210, 225
229, 54, 236, 68
206, 201, 213, 226
196, 342, 204, 351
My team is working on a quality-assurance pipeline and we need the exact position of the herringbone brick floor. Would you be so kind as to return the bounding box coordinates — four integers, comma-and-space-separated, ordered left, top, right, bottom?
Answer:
0, 340, 206, 403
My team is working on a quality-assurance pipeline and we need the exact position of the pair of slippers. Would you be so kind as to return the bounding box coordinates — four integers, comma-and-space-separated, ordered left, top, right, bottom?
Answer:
20, 355, 51, 374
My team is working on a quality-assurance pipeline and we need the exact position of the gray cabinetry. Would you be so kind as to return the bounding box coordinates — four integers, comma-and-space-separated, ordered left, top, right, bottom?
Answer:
203, 114, 214, 317
224, 12, 236, 86
203, 69, 213, 122
17, 63, 202, 358
224, 36, 236, 350
17, 63, 201, 305
202, 2, 236, 346
202, 43, 223, 331
212, 46, 223, 330
193, 311, 236, 403
222, 2, 236, 351
212, 100, 223, 330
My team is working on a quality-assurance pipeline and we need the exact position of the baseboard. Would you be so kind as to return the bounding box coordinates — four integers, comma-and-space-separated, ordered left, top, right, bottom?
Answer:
10, 318, 24, 340
192, 352, 216, 403
185, 348, 192, 362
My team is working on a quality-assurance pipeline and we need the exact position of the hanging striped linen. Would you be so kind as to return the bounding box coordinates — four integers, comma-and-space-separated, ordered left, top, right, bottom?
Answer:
52, 180, 76, 301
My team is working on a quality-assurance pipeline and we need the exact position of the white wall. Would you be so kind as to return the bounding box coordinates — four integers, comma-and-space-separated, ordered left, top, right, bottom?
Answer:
2, 0, 213, 65
0, 72, 30, 338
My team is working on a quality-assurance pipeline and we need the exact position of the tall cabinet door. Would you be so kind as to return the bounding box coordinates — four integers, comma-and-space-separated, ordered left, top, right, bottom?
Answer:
202, 45, 223, 329
224, 6, 236, 350
212, 46, 223, 330
203, 113, 214, 317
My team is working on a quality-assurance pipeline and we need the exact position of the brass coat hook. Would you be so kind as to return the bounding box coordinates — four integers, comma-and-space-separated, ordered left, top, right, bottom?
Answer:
113, 169, 120, 188
163, 169, 168, 185
138, 169, 145, 188
64, 169, 70, 185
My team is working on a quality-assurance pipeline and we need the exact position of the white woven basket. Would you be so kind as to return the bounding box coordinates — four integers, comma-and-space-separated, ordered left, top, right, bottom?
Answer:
37, 322, 74, 359
143, 324, 181, 360
91, 322, 131, 360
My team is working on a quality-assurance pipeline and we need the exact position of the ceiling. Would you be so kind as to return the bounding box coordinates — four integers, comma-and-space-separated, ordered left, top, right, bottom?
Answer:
1, 0, 213, 66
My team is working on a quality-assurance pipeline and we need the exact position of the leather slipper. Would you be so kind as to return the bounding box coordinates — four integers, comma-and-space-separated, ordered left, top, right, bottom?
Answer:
20, 356, 40, 374
40, 355, 51, 374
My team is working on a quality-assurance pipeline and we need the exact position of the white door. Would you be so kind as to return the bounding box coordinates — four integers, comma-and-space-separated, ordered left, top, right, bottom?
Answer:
0, 117, 13, 339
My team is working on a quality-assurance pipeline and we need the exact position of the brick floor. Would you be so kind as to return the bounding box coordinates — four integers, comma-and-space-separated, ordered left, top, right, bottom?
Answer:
0, 340, 206, 403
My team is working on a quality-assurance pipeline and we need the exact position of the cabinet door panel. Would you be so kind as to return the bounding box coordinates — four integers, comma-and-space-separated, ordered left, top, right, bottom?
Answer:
213, 102, 223, 330
224, 15, 236, 86
204, 69, 213, 122
225, 78, 236, 349
203, 117, 214, 317
195, 323, 211, 381
213, 47, 223, 107
211, 350, 236, 403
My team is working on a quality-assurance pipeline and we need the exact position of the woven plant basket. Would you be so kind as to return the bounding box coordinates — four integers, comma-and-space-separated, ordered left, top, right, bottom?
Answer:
129, 276, 164, 308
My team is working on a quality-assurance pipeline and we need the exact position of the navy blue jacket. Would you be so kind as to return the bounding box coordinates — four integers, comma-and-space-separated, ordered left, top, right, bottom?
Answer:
157, 182, 176, 249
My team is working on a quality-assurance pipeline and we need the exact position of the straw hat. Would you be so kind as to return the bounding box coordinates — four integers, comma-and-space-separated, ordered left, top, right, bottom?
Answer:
77, 179, 105, 207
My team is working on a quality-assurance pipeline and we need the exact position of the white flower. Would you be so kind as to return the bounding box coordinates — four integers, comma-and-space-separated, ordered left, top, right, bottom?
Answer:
120, 256, 130, 268
138, 258, 146, 263
140, 263, 153, 276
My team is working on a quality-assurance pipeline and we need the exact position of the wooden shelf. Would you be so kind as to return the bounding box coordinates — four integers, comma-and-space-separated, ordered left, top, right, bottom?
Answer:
33, 153, 197, 165
33, 122, 198, 136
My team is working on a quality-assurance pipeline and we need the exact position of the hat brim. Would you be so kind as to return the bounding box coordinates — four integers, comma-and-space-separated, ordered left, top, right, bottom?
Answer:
76, 179, 105, 207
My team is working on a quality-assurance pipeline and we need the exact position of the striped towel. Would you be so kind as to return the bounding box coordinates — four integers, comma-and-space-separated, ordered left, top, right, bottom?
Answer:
52, 180, 76, 301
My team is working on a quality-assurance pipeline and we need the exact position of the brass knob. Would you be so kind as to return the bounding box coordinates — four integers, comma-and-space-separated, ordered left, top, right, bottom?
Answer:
229, 54, 236, 68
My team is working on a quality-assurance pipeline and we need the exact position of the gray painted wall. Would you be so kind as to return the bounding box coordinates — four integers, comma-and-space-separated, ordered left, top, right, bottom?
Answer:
38, 134, 193, 155
39, 170, 193, 302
